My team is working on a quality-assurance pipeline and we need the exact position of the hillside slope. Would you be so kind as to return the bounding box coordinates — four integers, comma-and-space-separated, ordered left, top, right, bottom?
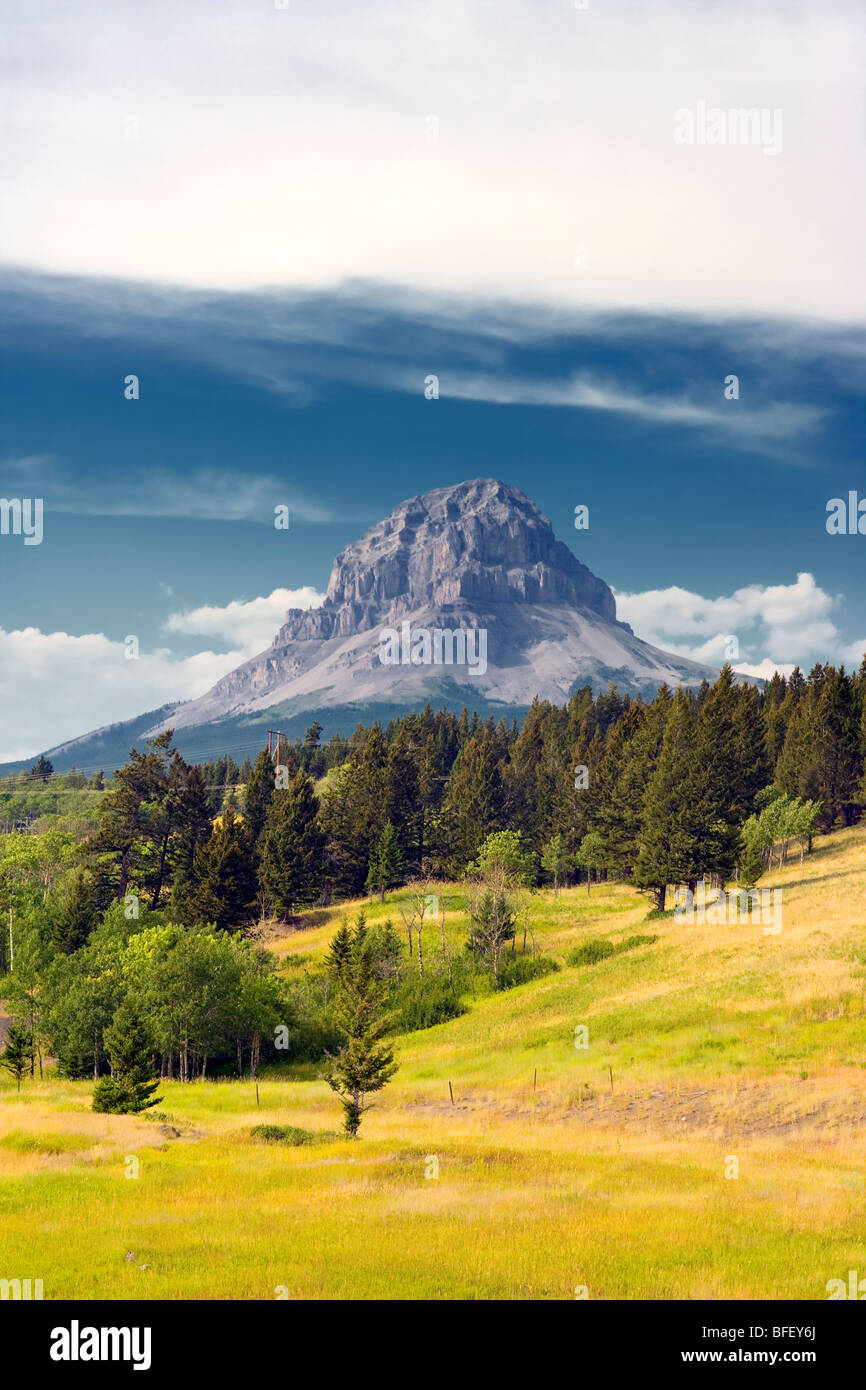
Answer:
2, 825, 864, 1299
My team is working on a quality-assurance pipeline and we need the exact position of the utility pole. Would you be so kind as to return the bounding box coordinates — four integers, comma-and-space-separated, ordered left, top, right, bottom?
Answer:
266, 731, 287, 767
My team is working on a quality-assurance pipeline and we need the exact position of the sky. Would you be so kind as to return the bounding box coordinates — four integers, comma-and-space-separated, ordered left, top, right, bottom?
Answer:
0, 0, 864, 760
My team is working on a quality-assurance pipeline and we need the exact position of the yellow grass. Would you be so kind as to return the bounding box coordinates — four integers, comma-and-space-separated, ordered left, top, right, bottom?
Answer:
2, 825, 866, 1299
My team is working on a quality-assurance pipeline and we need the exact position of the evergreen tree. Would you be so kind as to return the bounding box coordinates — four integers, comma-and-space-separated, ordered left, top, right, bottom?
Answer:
243, 749, 277, 847
776, 683, 820, 803
169, 763, 214, 920
30, 755, 53, 783
92, 1003, 161, 1115
303, 721, 326, 777
319, 728, 388, 899
762, 671, 789, 767
813, 668, 860, 828
193, 806, 256, 930
633, 688, 700, 910
383, 733, 420, 869
51, 870, 99, 954
148, 751, 192, 909
594, 682, 627, 734
858, 693, 866, 810
732, 683, 770, 818
325, 920, 354, 981
439, 736, 502, 874
777, 666, 860, 829
688, 666, 748, 882
319, 762, 372, 900
365, 821, 404, 902
324, 922, 397, 1137
304, 720, 324, 749
561, 722, 606, 852
90, 729, 177, 902
258, 769, 323, 919
592, 702, 649, 876
1, 1022, 32, 1092
502, 701, 546, 847
414, 732, 441, 869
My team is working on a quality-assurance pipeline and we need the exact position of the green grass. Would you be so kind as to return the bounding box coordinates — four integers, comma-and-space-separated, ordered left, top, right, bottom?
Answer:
1, 1128, 94, 1155
3, 824, 866, 1298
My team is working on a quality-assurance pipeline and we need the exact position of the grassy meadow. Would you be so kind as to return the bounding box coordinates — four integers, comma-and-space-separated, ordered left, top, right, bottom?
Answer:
2, 825, 866, 1300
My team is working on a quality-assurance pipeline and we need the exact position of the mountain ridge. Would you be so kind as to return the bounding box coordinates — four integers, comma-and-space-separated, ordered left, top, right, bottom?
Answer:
2, 478, 732, 773
154, 478, 714, 735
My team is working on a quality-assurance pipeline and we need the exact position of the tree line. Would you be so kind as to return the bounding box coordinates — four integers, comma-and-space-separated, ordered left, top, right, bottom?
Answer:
314, 660, 863, 908
4, 657, 861, 1129
19, 658, 859, 937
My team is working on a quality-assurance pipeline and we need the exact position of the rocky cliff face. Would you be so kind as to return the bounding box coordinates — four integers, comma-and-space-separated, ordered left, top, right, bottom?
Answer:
278, 479, 617, 643
160, 477, 718, 731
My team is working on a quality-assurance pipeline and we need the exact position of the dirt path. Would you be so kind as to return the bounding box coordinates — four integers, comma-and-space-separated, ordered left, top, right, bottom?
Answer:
404, 1074, 866, 1144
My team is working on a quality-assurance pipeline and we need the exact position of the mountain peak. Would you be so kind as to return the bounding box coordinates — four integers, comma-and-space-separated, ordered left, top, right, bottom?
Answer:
315, 476, 616, 631
148, 476, 719, 739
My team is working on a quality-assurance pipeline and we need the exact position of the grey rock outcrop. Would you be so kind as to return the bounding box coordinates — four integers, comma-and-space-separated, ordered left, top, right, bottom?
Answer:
301, 478, 617, 634
162, 477, 717, 732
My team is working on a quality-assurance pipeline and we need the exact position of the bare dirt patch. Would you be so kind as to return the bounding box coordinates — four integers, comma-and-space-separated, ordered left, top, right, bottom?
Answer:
404, 1074, 866, 1143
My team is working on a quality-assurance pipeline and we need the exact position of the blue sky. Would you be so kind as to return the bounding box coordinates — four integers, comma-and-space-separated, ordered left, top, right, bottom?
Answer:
0, 0, 864, 758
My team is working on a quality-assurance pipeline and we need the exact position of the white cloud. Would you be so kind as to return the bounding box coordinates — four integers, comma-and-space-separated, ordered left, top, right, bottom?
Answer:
733, 658, 797, 681
164, 587, 324, 650
410, 369, 824, 444
0, 627, 242, 761
836, 638, 866, 670
4, 574, 864, 760
614, 572, 866, 673
3, 292, 838, 458
0, 587, 326, 761
1, 0, 862, 322
70, 470, 331, 524
0, 459, 331, 525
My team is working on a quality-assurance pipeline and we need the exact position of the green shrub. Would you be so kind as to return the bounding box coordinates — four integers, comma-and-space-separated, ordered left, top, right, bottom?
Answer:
569, 939, 619, 967
250, 1124, 335, 1146
569, 934, 657, 968
390, 972, 467, 1031
497, 954, 560, 989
